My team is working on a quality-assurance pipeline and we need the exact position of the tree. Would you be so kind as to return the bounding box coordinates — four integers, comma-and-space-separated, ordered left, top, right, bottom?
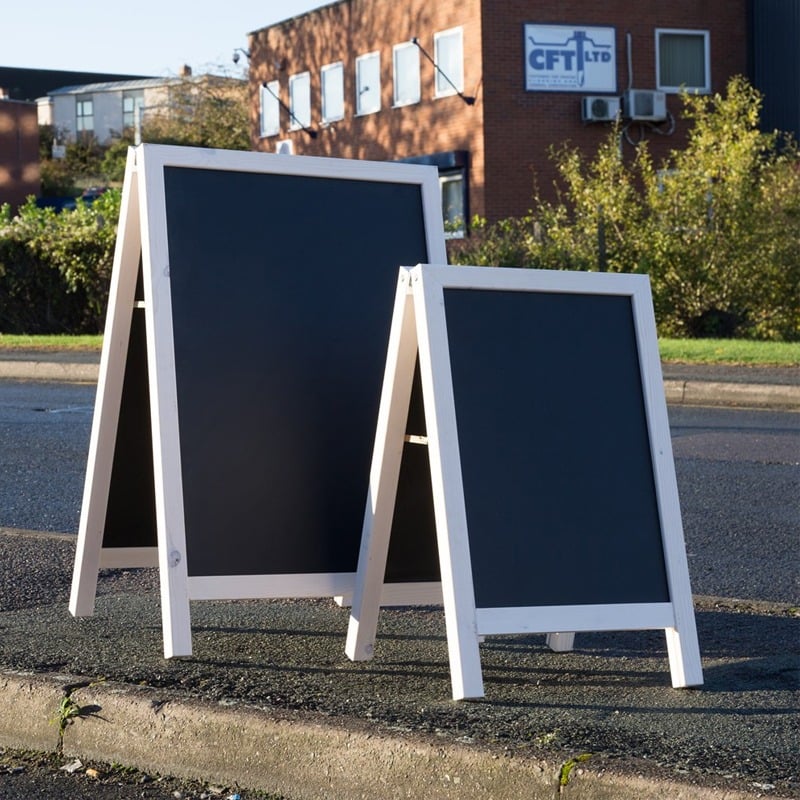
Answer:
139, 72, 251, 151
38, 68, 251, 192
636, 77, 799, 338
0, 191, 120, 332
451, 77, 800, 340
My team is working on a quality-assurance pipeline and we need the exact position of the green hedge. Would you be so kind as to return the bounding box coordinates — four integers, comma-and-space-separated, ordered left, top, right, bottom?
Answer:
0, 191, 120, 334
450, 78, 800, 341
2, 79, 798, 341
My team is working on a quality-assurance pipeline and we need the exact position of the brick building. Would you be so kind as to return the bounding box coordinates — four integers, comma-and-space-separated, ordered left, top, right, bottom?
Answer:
246, 0, 760, 233
0, 99, 40, 211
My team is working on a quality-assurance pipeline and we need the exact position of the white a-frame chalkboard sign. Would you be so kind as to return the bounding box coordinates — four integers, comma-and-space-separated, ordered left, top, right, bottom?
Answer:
346, 264, 703, 700
69, 145, 446, 657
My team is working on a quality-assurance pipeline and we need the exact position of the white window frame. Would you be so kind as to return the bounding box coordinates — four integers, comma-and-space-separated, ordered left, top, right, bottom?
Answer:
655, 29, 711, 94
440, 170, 466, 239
122, 91, 144, 130
356, 51, 381, 116
393, 41, 421, 107
76, 96, 94, 133
259, 81, 281, 138
289, 71, 312, 130
321, 61, 345, 124
434, 27, 464, 98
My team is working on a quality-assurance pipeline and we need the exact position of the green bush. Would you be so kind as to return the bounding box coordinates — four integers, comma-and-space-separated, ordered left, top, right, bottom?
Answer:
451, 77, 800, 341
0, 190, 120, 333
39, 159, 78, 198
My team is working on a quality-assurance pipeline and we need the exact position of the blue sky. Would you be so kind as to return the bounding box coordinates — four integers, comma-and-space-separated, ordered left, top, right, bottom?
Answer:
3, 1, 330, 77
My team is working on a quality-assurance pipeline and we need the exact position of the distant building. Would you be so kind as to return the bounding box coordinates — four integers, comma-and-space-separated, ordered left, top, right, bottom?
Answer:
44, 66, 245, 146
0, 66, 154, 208
245, 0, 797, 231
47, 76, 176, 145
0, 66, 155, 103
0, 98, 40, 211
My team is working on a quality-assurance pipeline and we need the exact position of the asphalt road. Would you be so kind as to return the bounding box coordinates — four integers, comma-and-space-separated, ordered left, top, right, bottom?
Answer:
0, 379, 797, 604
0, 379, 797, 798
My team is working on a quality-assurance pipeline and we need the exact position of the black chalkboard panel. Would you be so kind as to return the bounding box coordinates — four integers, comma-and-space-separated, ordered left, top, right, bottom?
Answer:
102, 303, 157, 549
346, 264, 703, 699
155, 166, 438, 579
442, 288, 669, 609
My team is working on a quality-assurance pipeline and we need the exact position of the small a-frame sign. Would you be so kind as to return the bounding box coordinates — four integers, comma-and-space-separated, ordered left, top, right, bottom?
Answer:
346, 264, 703, 700
70, 145, 446, 657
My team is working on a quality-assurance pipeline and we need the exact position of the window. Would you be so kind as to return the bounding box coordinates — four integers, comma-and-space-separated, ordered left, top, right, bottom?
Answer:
321, 62, 345, 123
656, 29, 710, 93
393, 42, 420, 106
434, 27, 464, 97
440, 170, 466, 238
76, 96, 94, 133
289, 71, 311, 130
356, 52, 381, 115
260, 80, 280, 137
122, 91, 144, 130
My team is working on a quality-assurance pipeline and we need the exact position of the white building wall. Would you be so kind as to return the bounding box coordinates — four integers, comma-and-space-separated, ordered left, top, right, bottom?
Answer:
36, 97, 53, 127
92, 90, 124, 142
51, 94, 76, 141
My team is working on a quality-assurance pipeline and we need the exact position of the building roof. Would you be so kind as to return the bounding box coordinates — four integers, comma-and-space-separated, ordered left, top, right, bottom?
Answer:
0, 67, 155, 102
47, 73, 245, 98
48, 77, 176, 96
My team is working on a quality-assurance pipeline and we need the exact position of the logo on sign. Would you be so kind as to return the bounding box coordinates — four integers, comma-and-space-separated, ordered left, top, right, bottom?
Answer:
524, 24, 616, 93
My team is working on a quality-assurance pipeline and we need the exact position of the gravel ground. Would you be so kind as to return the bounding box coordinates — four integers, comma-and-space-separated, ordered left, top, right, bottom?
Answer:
0, 746, 281, 800
0, 530, 798, 798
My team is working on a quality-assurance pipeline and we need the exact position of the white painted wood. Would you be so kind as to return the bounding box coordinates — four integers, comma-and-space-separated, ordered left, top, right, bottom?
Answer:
336, 581, 443, 608
412, 265, 485, 700
401, 263, 703, 697
99, 547, 159, 569
476, 603, 675, 635
346, 271, 420, 661
189, 573, 355, 601
96, 144, 446, 657
70, 149, 141, 617
137, 145, 193, 658
632, 283, 703, 687
546, 632, 576, 652
379, 580, 443, 606
125, 143, 445, 198
415, 263, 650, 296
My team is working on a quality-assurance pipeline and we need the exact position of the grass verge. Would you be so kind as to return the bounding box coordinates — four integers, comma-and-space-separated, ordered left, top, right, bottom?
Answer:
0, 334, 103, 351
0, 334, 798, 365
658, 338, 799, 366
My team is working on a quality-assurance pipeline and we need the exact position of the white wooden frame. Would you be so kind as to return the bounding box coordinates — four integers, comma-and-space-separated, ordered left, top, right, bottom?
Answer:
347, 264, 703, 700
70, 144, 446, 658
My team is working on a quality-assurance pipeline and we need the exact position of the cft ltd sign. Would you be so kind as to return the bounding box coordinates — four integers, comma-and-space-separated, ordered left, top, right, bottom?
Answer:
524, 24, 616, 93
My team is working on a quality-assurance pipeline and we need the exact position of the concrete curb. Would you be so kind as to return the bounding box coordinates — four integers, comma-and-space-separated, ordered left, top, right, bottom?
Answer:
1, 359, 797, 409
0, 359, 99, 383
663, 379, 800, 409
0, 670, 758, 800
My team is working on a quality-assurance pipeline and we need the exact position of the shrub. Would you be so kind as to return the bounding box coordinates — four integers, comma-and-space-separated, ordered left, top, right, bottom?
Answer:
0, 191, 120, 333
451, 77, 800, 341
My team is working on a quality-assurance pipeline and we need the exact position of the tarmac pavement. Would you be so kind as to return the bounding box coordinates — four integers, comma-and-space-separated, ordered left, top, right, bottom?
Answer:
1, 349, 798, 407
0, 349, 797, 799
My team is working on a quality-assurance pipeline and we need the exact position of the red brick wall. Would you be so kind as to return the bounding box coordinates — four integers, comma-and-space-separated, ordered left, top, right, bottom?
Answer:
249, 0, 486, 214
0, 100, 41, 211
480, 0, 748, 220
249, 0, 747, 224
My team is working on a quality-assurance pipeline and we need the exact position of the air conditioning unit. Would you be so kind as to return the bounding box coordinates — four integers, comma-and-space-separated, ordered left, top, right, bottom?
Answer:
581, 96, 621, 122
623, 89, 667, 121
